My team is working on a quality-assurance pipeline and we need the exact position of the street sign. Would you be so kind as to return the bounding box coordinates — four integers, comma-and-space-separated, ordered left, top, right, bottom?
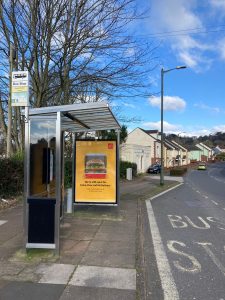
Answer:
12, 71, 29, 106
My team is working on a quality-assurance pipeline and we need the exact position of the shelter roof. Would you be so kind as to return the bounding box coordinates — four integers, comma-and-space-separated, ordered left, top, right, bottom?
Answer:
29, 102, 121, 132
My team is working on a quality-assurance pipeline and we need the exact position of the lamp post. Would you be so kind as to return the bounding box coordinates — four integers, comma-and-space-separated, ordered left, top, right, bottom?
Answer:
160, 66, 186, 186
177, 131, 186, 166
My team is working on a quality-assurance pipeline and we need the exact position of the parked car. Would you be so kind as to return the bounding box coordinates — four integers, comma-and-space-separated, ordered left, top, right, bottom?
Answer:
147, 164, 161, 174
197, 162, 207, 170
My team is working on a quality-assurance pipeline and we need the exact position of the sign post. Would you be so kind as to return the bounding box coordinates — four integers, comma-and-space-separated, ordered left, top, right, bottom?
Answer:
12, 71, 29, 107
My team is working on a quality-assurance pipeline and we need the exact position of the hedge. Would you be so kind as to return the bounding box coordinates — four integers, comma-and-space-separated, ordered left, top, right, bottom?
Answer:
120, 160, 137, 179
170, 167, 187, 176
0, 156, 24, 197
0, 156, 136, 198
64, 159, 72, 188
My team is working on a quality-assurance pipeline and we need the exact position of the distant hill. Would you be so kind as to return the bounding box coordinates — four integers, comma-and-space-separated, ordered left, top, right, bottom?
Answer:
166, 132, 225, 148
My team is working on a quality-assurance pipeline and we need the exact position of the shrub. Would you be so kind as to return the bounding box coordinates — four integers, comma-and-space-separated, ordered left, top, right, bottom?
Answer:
64, 159, 72, 188
0, 154, 24, 197
120, 160, 137, 179
170, 167, 187, 176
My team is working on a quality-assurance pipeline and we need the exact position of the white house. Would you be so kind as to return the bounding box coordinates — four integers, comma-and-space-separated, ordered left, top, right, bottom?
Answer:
120, 143, 151, 173
120, 128, 154, 173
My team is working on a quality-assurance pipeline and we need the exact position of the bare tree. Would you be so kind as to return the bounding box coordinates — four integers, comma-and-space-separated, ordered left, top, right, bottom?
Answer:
0, 0, 156, 153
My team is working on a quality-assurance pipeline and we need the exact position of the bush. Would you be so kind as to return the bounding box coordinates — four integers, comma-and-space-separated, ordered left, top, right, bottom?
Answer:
64, 159, 72, 188
0, 154, 24, 197
170, 167, 187, 176
120, 161, 137, 179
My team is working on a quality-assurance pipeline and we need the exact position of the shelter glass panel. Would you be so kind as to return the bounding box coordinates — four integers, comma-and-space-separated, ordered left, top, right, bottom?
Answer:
29, 119, 56, 197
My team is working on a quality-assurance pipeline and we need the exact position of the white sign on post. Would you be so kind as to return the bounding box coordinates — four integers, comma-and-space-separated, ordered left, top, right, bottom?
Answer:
12, 71, 29, 106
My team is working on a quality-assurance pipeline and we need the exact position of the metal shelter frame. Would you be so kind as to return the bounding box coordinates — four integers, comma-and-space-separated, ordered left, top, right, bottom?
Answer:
24, 102, 121, 254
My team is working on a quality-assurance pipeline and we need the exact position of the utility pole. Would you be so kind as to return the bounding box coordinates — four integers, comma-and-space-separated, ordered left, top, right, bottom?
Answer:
6, 43, 16, 157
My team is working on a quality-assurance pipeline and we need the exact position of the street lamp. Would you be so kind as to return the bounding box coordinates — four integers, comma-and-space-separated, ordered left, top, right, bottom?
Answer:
160, 66, 187, 186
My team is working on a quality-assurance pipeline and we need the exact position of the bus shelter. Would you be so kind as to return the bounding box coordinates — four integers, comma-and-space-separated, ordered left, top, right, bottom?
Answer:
24, 102, 121, 254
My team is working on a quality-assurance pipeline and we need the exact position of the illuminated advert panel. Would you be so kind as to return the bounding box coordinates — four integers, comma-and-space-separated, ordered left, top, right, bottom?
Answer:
75, 140, 117, 204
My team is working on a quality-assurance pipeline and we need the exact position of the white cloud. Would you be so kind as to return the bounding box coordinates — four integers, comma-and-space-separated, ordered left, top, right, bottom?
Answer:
210, 0, 225, 9
148, 1, 213, 70
142, 120, 182, 133
217, 38, 225, 60
121, 102, 136, 109
149, 96, 186, 111
194, 102, 220, 113
212, 125, 225, 132
180, 125, 225, 137
141, 121, 225, 137
151, 0, 202, 32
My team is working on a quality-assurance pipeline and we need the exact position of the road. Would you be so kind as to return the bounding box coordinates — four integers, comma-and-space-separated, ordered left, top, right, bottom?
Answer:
147, 162, 225, 300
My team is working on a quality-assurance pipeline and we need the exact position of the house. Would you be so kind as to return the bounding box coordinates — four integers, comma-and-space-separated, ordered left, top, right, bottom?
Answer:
120, 143, 151, 173
196, 143, 213, 161
121, 127, 214, 172
164, 139, 179, 168
171, 140, 189, 166
212, 145, 225, 155
121, 128, 174, 172
186, 145, 202, 162
120, 128, 153, 173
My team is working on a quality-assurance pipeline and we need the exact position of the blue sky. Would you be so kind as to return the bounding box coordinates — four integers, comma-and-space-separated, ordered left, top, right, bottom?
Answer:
116, 0, 225, 137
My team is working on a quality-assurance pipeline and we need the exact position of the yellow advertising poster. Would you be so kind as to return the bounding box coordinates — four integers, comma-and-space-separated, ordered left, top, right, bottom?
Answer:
75, 140, 117, 203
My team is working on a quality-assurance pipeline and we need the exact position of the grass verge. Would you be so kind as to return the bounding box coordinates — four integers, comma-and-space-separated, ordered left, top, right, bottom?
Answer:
139, 180, 180, 200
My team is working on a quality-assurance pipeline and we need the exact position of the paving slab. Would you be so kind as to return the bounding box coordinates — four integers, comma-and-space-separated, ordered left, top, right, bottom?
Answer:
65, 230, 96, 241
93, 231, 136, 242
0, 261, 25, 277
60, 286, 136, 300
59, 240, 91, 265
37, 263, 75, 284
87, 240, 136, 255
81, 251, 135, 268
69, 265, 136, 290
0, 246, 22, 262
0, 282, 65, 300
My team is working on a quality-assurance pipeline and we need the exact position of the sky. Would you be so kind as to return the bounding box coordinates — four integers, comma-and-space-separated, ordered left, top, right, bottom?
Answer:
116, 0, 225, 137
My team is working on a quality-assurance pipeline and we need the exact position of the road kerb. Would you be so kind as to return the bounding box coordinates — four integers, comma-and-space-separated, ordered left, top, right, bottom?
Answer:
150, 182, 183, 201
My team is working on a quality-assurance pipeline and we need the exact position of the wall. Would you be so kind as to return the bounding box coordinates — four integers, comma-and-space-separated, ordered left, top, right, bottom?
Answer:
120, 143, 151, 173
189, 150, 201, 161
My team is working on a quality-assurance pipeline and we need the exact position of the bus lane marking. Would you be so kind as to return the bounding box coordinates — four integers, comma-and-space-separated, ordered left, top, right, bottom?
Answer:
166, 215, 225, 276
196, 242, 225, 276
146, 200, 179, 300
167, 240, 201, 274
168, 215, 225, 231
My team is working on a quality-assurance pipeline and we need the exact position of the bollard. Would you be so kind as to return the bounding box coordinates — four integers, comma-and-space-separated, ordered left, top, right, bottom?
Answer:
126, 168, 132, 180
66, 188, 73, 213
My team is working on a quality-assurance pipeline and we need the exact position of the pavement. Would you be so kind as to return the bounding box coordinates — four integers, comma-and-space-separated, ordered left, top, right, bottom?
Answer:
0, 175, 183, 300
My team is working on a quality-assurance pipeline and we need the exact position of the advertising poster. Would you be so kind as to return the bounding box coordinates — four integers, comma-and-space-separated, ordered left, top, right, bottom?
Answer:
75, 140, 117, 204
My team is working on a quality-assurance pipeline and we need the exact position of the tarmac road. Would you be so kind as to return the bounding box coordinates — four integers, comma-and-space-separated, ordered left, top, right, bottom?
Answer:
147, 162, 225, 300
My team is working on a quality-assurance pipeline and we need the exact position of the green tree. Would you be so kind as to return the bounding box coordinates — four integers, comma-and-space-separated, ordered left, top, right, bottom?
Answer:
100, 125, 128, 144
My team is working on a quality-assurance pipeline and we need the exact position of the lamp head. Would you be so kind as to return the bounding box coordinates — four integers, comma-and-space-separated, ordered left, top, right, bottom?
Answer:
176, 66, 187, 70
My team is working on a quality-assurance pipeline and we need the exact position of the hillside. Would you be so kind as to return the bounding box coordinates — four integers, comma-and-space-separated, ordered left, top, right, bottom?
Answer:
167, 132, 225, 148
